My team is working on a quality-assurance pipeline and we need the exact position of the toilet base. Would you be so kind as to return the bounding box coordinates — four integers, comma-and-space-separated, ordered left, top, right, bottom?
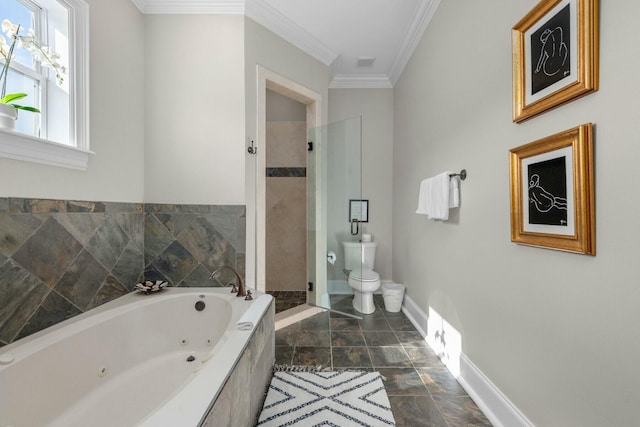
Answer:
352, 291, 376, 314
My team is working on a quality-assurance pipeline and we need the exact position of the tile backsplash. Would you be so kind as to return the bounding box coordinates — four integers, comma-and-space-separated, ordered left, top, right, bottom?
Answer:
143, 203, 245, 288
0, 198, 245, 345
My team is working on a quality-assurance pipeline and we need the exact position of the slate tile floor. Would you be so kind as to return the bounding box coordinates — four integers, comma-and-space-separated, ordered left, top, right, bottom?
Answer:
267, 290, 307, 313
274, 294, 492, 427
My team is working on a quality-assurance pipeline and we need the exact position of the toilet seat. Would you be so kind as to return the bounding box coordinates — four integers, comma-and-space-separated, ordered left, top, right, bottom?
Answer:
349, 268, 379, 282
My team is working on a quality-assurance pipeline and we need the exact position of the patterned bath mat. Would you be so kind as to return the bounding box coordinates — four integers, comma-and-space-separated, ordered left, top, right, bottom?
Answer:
257, 370, 396, 426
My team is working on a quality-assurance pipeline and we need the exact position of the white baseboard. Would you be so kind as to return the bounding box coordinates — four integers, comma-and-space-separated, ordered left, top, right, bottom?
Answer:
458, 354, 534, 427
401, 294, 533, 427
400, 293, 428, 336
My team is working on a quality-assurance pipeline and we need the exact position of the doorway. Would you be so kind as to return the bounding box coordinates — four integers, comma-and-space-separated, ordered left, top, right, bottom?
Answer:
264, 89, 308, 313
254, 68, 363, 328
255, 67, 324, 327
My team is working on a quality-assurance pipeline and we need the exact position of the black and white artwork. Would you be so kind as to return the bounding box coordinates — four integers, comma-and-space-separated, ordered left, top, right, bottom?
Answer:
510, 124, 594, 254
527, 156, 567, 226
513, 0, 597, 122
530, 3, 571, 95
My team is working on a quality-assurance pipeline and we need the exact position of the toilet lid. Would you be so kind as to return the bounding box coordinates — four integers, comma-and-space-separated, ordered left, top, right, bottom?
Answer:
350, 268, 379, 282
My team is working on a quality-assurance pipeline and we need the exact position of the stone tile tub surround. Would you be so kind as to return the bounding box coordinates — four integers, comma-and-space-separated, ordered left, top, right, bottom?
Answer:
202, 297, 275, 427
143, 203, 246, 289
0, 198, 246, 346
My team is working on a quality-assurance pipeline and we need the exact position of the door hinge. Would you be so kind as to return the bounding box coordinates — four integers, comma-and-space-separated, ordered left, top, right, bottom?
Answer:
307, 141, 313, 152
308, 282, 313, 291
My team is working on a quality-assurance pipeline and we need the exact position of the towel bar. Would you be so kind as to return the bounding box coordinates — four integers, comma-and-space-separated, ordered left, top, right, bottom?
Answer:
449, 169, 467, 180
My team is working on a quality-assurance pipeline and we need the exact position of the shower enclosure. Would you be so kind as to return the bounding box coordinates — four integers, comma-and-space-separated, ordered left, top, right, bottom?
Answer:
307, 117, 363, 313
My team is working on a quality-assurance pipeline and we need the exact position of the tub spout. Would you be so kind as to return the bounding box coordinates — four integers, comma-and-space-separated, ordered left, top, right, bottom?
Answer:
209, 266, 246, 297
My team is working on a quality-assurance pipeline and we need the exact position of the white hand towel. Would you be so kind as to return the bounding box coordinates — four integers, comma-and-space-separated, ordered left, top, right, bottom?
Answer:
416, 171, 452, 220
449, 176, 460, 208
416, 179, 430, 215
236, 294, 273, 330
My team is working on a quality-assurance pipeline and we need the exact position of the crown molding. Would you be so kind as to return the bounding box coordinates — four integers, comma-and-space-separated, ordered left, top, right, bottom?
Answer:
244, 0, 338, 67
388, 0, 441, 85
132, 0, 245, 14
329, 74, 393, 89
131, 0, 146, 12
131, 0, 440, 86
132, 0, 337, 67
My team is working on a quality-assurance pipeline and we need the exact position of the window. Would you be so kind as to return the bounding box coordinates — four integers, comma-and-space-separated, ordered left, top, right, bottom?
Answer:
0, 0, 89, 170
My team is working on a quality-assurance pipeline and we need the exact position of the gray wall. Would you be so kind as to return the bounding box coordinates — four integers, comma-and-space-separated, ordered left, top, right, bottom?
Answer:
393, 0, 640, 425
144, 14, 246, 204
329, 89, 394, 282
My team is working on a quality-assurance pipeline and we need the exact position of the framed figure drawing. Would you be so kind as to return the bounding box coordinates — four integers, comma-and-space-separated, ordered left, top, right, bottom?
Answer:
509, 124, 595, 255
512, 0, 599, 122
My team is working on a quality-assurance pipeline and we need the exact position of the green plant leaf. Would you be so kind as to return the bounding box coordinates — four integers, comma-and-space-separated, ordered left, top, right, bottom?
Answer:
11, 104, 40, 113
0, 93, 28, 104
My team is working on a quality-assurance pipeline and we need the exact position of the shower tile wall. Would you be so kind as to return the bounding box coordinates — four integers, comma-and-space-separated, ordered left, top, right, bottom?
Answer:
0, 198, 245, 346
266, 120, 307, 291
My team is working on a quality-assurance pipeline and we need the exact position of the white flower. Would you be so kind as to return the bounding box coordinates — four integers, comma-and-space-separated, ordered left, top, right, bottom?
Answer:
0, 35, 9, 59
1, 19, 19, 39
17, 35, 34, 49
1, 17, 67, 103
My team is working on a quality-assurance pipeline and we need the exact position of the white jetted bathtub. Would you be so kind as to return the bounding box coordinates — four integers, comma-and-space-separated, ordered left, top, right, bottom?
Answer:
0, 287, 274, 427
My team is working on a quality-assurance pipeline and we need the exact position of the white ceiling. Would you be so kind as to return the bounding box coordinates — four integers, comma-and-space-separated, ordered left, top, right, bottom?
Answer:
132, 0, 441, 88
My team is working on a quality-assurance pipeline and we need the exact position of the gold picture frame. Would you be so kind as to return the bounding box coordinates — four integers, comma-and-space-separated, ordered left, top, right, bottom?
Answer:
509, 123, 595, 254
512, 0, 599, 123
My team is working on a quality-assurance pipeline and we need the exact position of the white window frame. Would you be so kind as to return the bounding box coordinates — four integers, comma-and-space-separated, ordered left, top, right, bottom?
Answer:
0, 0, 90, 170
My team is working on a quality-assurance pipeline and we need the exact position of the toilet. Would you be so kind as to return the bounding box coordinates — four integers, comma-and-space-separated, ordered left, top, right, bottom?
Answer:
342, 241, 381, 314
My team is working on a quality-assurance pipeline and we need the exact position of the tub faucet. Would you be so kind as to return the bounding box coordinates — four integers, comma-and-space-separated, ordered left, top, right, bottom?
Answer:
209, 266, 248, 298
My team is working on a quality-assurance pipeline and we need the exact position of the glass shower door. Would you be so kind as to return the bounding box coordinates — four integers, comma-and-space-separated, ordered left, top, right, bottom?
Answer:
307, 117, 362, 314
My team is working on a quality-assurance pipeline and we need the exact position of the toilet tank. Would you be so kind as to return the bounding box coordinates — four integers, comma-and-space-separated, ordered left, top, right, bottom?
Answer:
342, 241, 377, 270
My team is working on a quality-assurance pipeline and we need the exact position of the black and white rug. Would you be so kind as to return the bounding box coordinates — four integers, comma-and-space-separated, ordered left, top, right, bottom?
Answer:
257, 370, 396, 426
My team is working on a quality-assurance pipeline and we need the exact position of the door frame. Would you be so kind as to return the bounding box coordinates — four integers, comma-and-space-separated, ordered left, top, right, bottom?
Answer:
254, 66, 325, 309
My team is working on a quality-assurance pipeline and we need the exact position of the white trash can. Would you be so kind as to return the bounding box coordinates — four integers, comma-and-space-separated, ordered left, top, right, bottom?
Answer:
382, 283, 405, 313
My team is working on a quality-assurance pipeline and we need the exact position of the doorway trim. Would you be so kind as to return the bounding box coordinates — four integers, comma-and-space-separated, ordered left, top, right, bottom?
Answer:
254, 65, 324, 306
